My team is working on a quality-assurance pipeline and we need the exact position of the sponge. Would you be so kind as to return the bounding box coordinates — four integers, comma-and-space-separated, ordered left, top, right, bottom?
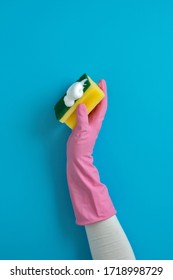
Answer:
54, 74, 105, 129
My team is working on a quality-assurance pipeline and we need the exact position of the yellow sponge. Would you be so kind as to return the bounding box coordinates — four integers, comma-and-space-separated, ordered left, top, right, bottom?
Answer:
54, 74, 105, 129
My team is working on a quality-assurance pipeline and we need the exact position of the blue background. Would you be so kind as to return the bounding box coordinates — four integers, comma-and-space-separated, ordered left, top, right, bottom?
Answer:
0, 0, 173, 260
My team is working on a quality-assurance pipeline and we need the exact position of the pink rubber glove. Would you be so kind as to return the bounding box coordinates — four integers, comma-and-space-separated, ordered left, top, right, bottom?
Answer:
66, 79, 116, 225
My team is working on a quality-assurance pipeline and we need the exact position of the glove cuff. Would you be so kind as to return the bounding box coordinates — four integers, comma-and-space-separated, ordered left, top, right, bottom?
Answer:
67, 156, 117, 226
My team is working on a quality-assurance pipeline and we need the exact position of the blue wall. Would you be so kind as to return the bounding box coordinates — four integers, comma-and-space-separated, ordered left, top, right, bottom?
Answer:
0, 0, 173, 260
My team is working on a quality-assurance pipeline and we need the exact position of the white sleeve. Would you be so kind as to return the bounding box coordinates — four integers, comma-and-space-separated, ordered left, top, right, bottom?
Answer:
85, 215, 136, 260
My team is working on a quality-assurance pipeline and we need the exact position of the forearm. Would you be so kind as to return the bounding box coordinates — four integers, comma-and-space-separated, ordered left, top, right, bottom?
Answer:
67, 155, 116, 225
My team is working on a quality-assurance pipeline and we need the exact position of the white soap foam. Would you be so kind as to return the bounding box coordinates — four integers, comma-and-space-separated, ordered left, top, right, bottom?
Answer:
63, 78, 87, 107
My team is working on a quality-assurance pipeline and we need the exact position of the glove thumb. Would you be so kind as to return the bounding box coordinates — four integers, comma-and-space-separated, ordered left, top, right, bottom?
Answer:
76, 103, 88, 132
